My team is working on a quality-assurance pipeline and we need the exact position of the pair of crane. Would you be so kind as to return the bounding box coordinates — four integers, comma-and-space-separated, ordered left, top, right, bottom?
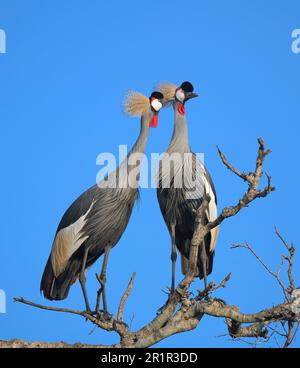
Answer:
40, 81, 218, 313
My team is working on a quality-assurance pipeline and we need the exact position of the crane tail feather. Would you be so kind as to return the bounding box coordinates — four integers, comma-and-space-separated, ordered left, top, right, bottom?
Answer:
40, 256, 78, 301
40, 256, 56, 300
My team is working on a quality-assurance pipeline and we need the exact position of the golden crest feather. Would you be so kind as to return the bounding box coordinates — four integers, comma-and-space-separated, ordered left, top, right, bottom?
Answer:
156, 82, 177, 102
123, 91, 150, 116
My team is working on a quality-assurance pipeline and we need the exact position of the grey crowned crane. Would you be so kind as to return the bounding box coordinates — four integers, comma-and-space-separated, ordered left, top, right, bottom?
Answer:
41, 90, 164, 312
157, 81, 218, 291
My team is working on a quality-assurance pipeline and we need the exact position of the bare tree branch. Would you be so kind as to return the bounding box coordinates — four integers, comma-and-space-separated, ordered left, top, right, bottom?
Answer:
231, 228, 299, 347
13, 297, 131, 340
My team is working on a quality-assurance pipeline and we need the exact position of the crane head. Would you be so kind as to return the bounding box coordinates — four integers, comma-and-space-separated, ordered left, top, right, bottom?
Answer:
176, 81, 198, 102
123, 90, 164, 128
149, 91, 164, 128
156, 81, 198, 105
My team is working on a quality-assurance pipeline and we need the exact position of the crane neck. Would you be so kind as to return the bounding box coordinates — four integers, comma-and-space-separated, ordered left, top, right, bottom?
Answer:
117, 113, 151, 185
168, 100, 190, 154
99, 114, 152, 191
127, 114, 150, 158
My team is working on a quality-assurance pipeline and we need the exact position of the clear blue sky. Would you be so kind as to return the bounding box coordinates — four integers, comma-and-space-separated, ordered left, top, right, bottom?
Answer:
0, 0, 299, 348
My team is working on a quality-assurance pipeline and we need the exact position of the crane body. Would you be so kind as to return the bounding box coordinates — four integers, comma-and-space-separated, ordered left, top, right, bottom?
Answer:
41, 91, 164, 311
157, 82, 218, 290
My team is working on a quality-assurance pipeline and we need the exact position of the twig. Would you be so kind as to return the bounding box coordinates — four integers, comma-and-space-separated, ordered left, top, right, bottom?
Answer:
14, 297, 129, 338
117, 273, 136, 321
216, 146, 248, 181
283, 321, 294, 348
275, 227, 290, 251
231, 242, 289, 301
275, 227, 295, 292
14, 297, 90, 317
196, 273, 231, 301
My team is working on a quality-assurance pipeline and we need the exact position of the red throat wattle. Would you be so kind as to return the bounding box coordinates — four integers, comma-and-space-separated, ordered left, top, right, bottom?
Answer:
150, 115, 158, 128
178, 103, 185, 116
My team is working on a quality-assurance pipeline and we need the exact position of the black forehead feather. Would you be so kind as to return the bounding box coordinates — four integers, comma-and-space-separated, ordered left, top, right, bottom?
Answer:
150, 91, 164, 99
180, 81, 194, 92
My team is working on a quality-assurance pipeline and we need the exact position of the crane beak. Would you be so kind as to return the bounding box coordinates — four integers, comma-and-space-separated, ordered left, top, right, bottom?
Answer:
185, 92, 198, 101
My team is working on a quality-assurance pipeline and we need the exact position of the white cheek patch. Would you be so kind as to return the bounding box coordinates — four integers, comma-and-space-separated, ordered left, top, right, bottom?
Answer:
151, 99, 162, 112
175, 89, 185, 102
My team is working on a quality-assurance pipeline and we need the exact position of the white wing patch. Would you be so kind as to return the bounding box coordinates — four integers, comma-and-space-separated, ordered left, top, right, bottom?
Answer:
50, 203, 93, 276
203, 175, 219, 252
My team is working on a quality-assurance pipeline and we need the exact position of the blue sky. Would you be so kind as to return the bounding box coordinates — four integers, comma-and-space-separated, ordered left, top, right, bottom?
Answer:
0, 0, 299, 348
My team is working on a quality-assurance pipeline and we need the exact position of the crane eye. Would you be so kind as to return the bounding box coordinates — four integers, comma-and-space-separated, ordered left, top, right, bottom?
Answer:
175, 89, 185, 102
151, 99, 162, 112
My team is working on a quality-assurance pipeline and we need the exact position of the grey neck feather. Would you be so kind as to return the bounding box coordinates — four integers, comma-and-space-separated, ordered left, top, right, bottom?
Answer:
128, 114, 150, 156
167, 101, 190, 154
118, 112, 151, 176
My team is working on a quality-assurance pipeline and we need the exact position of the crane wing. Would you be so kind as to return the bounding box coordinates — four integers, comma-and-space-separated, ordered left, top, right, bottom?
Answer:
50, 186, 96, 276
56, 186, 96, 233
172, 152, 219, 252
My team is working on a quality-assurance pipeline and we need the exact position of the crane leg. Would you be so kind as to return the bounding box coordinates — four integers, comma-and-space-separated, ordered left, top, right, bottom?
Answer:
98, 245, 111, 314
79, 247, 91, 312
170, 223, 177, 293
200, 240, 208, 290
